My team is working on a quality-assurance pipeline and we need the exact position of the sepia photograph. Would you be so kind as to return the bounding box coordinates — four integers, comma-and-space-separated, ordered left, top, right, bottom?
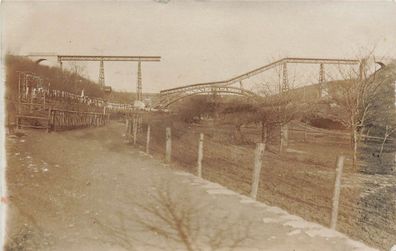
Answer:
0, 1, 395, 250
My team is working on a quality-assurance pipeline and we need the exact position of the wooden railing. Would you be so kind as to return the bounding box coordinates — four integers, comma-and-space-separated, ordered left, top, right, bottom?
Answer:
48, 109, 109, 132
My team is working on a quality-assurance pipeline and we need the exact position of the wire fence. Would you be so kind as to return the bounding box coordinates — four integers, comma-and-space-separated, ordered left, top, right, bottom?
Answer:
125, 112, 396, 250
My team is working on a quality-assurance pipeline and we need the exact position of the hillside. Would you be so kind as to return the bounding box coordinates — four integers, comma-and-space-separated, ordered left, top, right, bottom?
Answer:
5, 55, 104, 100
4, 55, 144, 123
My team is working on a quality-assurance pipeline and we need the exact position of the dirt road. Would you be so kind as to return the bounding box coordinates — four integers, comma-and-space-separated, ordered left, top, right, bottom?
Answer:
5, 122, 379, 251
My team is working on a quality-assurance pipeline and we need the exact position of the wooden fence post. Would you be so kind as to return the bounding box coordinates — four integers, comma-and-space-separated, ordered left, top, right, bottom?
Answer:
129, 119, 133, 143
146, 125, 151, 154
126, 119, 132, 143
125, 118, 129, 135
133, 116, 138, 145
250, 143, 265, 200
197, 133, 204, 177
280, 124, 288, 152
51, 110, 55, 131
46, 108, 51, 133
53, 110, 57, 131
330, 155, 345, 230
165, 127, 171, 163
61, 111, 64, 130
138, 114, 143, 133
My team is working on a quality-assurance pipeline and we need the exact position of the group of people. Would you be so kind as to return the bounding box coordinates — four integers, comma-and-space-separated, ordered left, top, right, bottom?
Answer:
106, 102, 135, 111
21, 84, 136, 112
21, 84, 106, 107
46, 89, 106, 107
19, 71, 139, 113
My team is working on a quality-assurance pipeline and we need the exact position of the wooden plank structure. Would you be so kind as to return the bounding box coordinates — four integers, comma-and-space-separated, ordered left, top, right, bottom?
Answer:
125, 112, 144, 144
15, 71, 118, 132
48, 109, 109, 131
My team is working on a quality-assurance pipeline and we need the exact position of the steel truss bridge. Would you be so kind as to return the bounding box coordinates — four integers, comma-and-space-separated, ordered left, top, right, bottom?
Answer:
58, 55, 161, 101
27, 54, 161, 101
156, 57, 362, 108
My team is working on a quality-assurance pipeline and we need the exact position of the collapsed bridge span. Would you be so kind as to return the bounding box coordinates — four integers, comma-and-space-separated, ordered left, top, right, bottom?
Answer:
156, 57, 362, 108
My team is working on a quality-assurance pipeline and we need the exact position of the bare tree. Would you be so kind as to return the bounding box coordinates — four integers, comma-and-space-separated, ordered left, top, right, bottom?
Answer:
94, 180, 254, 251
329, 54, 386, 169
253, 61, 309, 146
379, 125, 395, 158
68, 62, 87, 78
217, 94, 306, 149
61, 62, 88, 93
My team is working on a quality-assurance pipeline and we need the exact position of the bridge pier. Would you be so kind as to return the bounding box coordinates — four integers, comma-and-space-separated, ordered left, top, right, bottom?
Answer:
281, 62, 289, 92
137, 61, 142, 101
99, 60, 105, 87
318, 64, 325, 98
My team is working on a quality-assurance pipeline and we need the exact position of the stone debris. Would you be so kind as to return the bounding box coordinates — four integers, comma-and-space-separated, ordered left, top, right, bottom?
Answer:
287, 229, 302, 236
240, 198, 255, 204
262, 217, 281, 223
206, 189, 236, 195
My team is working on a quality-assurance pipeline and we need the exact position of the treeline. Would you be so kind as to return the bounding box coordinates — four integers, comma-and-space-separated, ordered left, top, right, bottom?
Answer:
175, 95, 310, 127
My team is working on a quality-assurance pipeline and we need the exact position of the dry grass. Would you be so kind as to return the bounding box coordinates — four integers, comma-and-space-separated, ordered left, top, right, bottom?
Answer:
133, 114, 396, 250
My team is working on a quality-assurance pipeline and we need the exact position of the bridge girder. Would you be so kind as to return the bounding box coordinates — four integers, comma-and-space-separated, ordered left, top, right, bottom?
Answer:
57, 55, 161, 62
160, 57, 361, 97
156, 86, 261, 108
55, 55, 161, 102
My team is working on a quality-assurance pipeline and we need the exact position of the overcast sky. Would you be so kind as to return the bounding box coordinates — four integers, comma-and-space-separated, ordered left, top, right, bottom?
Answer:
2, 0, 396, 93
